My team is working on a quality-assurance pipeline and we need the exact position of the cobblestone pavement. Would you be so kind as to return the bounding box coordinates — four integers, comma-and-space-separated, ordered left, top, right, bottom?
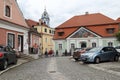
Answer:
0, 56, 120, 80
0, 59, 28, 75
57, 57, 120, 80
88, 61, 120, 76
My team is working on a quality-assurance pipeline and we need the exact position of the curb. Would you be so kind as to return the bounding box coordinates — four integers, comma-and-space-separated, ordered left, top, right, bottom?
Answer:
0, 59, 29, 75
88, 64, 120, 76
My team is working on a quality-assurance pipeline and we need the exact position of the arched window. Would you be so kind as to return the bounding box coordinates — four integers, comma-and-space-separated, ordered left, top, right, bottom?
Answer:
5, 5, 11, 17
92, 42, 96, 47
108, 42, 113, 47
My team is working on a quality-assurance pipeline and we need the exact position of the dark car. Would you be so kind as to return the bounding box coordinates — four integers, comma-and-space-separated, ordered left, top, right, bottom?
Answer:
73, 48, 92, 61
0, 45, 17, 70
115, 46, 120, 53
81, 47, 120, 64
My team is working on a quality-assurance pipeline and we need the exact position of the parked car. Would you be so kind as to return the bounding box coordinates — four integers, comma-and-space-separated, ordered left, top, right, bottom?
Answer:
81, 47, 120, 64
73, 48, 92, 61
0, 45, 17, 70
115, 46, 120, 53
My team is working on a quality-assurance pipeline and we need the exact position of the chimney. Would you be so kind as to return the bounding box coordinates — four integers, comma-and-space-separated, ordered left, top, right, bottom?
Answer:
85, 12, 89, 15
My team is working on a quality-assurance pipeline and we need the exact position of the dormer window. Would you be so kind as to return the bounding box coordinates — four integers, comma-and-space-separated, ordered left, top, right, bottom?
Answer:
5, 5, 11, 17
58, 32, 64, 36
106, 28, 115, 34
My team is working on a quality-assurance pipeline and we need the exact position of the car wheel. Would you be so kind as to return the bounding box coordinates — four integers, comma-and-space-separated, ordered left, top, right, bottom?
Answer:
114, 56, 119, 62
1, 60, 8, 70
94, 57, 100, 64
74, 58, 79, 61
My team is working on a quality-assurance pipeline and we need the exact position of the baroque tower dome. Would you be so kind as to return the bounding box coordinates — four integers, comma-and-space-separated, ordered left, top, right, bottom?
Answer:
41, 9, 50, 26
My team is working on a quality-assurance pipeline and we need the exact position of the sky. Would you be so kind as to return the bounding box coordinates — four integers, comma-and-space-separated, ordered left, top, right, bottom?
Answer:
17, 0, 120, 28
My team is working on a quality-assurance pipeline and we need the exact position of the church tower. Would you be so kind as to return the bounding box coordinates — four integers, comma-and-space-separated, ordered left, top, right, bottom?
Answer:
41, 9, 50, 26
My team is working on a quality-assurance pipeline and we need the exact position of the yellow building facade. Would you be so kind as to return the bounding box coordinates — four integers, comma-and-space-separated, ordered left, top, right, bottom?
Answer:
34, 9, 55, 54
34, 24, 54, 54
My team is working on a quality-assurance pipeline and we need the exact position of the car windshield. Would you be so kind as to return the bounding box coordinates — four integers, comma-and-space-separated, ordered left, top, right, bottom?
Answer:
88, 47, 102, 52
115, 46, 120, 49
0, 46, 3, 51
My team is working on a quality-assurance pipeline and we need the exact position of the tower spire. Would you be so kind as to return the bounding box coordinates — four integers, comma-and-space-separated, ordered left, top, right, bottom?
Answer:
41, 7, 50, 26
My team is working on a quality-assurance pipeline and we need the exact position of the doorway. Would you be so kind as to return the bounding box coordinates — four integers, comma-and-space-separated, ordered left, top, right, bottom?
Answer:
81, 42, 87, 48
18, 35, 23, 52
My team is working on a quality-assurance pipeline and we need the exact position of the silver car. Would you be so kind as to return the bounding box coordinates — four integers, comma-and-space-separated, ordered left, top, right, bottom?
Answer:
81, 47, 120, 64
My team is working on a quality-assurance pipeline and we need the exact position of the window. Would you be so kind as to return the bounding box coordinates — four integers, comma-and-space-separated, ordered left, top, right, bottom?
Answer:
7, 33, 15, 48
52, 30, 55, 34
59, 44, 62, 50
50, 38, 52, 43
81, 42, 86, 48
108, 42, 113, 47
71, 43, 75, 50
44, 28, 47, 32
92, 42, 96, 47
0, 46, 3, 51
49, 30, 51, 33
106, 28, 115, 34
58, 32, 64, 36
34, 28, 37, 31
45, 38, 47, 43
5, 5, 11, 17
103, 47, 114, 52
45, 48, 47, 52
5, 47, 10, 52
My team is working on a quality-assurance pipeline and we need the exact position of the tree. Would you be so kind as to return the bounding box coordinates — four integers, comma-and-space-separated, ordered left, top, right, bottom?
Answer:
115, 31, 120, 42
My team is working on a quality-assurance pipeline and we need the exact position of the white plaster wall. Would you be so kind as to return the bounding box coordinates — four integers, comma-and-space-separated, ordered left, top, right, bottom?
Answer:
0, 20, 29, 54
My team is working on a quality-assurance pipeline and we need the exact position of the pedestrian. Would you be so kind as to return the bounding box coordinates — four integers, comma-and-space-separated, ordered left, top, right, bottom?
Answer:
65, 49, 67, 56
48, 49, 53, 57
69, 49, 71, 56
56, 50, 58, 56
44, 50, 48, 57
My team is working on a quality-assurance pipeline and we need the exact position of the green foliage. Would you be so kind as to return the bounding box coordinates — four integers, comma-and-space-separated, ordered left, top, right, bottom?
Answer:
115, 31, 120, 42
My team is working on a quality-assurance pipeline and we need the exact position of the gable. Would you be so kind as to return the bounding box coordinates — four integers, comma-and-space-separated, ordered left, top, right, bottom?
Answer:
0, 0, 28, 28
53, 27, 78, 40
69, 27, 100, 38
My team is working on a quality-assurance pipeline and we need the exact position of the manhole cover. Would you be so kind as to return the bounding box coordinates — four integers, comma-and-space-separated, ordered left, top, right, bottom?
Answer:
49, 71, 56, 73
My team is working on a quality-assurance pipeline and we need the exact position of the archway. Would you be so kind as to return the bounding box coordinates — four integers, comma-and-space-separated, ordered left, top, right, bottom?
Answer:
81, 42, 87, 48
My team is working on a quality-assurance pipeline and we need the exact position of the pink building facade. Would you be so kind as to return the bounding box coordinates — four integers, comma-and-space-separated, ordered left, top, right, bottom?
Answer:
0, 0, 29, 54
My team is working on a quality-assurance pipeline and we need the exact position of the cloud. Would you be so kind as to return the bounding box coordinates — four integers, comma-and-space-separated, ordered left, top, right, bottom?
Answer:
17, 0, 120, 28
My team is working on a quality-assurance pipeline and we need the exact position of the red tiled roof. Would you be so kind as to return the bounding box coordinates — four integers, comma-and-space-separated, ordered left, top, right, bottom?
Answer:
54, 13, 119, 40
26, 19, 50, 28
57, 13, 118, 28
26, 19, 39, 28
53, 27, 78, 39
116, 18, 120, 22
86, 24, 119, 37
